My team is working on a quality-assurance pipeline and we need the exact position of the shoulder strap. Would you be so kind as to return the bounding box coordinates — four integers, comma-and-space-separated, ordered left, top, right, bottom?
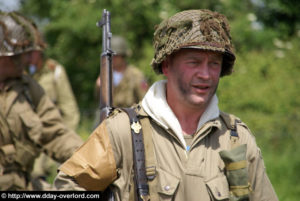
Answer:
21, 75, 45, 112
122, 108, 150, 201
139, 117, 156, 180
23, 86, 36, 111
139, 116, 159, 201
219, 111, 241, 149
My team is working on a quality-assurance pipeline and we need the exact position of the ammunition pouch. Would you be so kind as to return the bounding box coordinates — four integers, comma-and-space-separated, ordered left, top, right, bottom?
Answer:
219, 144, 251, 201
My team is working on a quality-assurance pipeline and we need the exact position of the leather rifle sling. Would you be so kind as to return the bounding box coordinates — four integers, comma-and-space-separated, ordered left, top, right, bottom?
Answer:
122, 108, 150, 201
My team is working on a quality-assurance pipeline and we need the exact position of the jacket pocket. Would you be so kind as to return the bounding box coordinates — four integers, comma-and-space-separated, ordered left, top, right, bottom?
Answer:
157, 168, 180, 200
14, 112, 41, 171
206, 175, 230, 200
19, 111, 43, 143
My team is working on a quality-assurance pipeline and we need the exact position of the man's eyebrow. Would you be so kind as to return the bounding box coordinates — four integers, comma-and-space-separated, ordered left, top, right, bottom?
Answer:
209, 54, 223, 61
185, 55, 204, 60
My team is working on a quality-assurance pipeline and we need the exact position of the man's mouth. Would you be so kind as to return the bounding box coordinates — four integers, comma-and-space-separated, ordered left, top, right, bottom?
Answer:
192, 84, 210, 93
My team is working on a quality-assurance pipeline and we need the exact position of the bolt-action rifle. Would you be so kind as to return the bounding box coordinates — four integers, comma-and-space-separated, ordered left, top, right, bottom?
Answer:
96, 10, 150, 201
97, 9, 114, 124
96, 9, 115, 201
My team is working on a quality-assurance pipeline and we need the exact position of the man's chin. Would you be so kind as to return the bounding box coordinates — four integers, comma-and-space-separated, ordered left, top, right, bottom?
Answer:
188, 96, 206, 107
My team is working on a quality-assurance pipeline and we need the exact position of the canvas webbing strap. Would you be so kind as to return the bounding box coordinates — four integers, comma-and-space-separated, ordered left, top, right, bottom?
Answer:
229, 120, 240, 149
122, 108, 150, 201
220, 112, 240, 149
139, 117, 156, 180
139, 117, 159, 201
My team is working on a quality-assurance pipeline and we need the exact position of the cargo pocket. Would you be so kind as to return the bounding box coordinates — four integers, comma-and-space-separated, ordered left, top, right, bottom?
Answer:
206, 175, 230, 200
14, 112, 42, 171
157, 168, 180, 200
19, 112, 43, 143
219, 144, 251, 201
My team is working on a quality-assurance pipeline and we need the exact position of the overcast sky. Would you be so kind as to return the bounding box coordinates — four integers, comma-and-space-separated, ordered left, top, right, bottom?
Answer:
0, 0, 20, 11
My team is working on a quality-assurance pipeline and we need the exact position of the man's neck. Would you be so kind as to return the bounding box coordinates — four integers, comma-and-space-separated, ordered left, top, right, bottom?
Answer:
167, 98, 205, 135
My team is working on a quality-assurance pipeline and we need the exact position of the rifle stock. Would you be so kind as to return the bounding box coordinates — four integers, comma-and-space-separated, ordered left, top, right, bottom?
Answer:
97, 9, 114, 123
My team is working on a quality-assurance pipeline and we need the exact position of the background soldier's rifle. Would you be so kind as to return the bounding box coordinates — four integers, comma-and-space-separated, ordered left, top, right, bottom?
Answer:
96, 9, 115, 201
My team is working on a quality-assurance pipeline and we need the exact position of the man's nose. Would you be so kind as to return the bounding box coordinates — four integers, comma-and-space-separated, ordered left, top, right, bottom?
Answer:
196, 62, 210, 79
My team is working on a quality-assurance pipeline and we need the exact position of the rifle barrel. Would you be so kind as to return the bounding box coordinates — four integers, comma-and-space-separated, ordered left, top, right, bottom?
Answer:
98, 9, 113, 123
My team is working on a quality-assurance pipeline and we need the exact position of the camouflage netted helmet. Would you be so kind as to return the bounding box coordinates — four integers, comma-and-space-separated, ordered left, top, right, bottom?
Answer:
111, 35, 132, 57
0, 11, 46, 56
151, 9, 235, 77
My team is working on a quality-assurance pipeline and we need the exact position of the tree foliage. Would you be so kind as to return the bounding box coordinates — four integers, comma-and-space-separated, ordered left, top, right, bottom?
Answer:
254, 0, 300, 38
19, 0, 226, 110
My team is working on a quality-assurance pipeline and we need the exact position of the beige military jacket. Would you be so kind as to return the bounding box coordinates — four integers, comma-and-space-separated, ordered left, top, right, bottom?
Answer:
33, 59, 80, 131
56, 107, 277, 201
0, 75, 83, 190
56, 81, 277, 200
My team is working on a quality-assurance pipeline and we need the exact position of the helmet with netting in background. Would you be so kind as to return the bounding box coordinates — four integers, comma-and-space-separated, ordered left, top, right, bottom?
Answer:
151, 9, 236, 77
0, 11, 46, 56
111, 35, 132, 57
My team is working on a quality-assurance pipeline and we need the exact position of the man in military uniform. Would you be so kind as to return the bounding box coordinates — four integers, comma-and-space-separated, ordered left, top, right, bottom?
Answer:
0, 11, 83, 190
28, 43, 80, 131
55, 10, 278, 201
26, 27, 81, 189
94, 35, 148, 127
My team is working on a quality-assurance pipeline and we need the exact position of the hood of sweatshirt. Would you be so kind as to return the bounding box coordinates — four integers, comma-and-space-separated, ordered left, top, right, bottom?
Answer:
141, 80, 220, 148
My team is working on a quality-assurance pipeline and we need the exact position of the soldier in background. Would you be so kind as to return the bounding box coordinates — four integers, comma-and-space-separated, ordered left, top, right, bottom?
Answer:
94, 35, 148, 127
24, 15, 81, 190
28, 42, 80, 132
0, 11, 83, 190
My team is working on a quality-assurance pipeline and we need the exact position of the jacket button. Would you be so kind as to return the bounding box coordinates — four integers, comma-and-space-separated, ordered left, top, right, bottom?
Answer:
164, 185, 170, 191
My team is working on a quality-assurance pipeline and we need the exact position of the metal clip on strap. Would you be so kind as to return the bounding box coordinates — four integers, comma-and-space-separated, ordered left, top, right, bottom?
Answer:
230, 120, 240, 149
122, 108, 150, 201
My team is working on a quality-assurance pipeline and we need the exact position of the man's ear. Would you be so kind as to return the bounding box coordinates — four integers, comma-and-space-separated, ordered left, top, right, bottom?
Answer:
161, 57, 170, 76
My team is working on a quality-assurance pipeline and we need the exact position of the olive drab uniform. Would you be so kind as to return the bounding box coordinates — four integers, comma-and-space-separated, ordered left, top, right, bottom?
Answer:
0, 74, 83, 190
33, 58, 80, 131
55, 105, 278, 200
31, 58, 81, 190
113, 65, 148, 108
93, 65, 148, 128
